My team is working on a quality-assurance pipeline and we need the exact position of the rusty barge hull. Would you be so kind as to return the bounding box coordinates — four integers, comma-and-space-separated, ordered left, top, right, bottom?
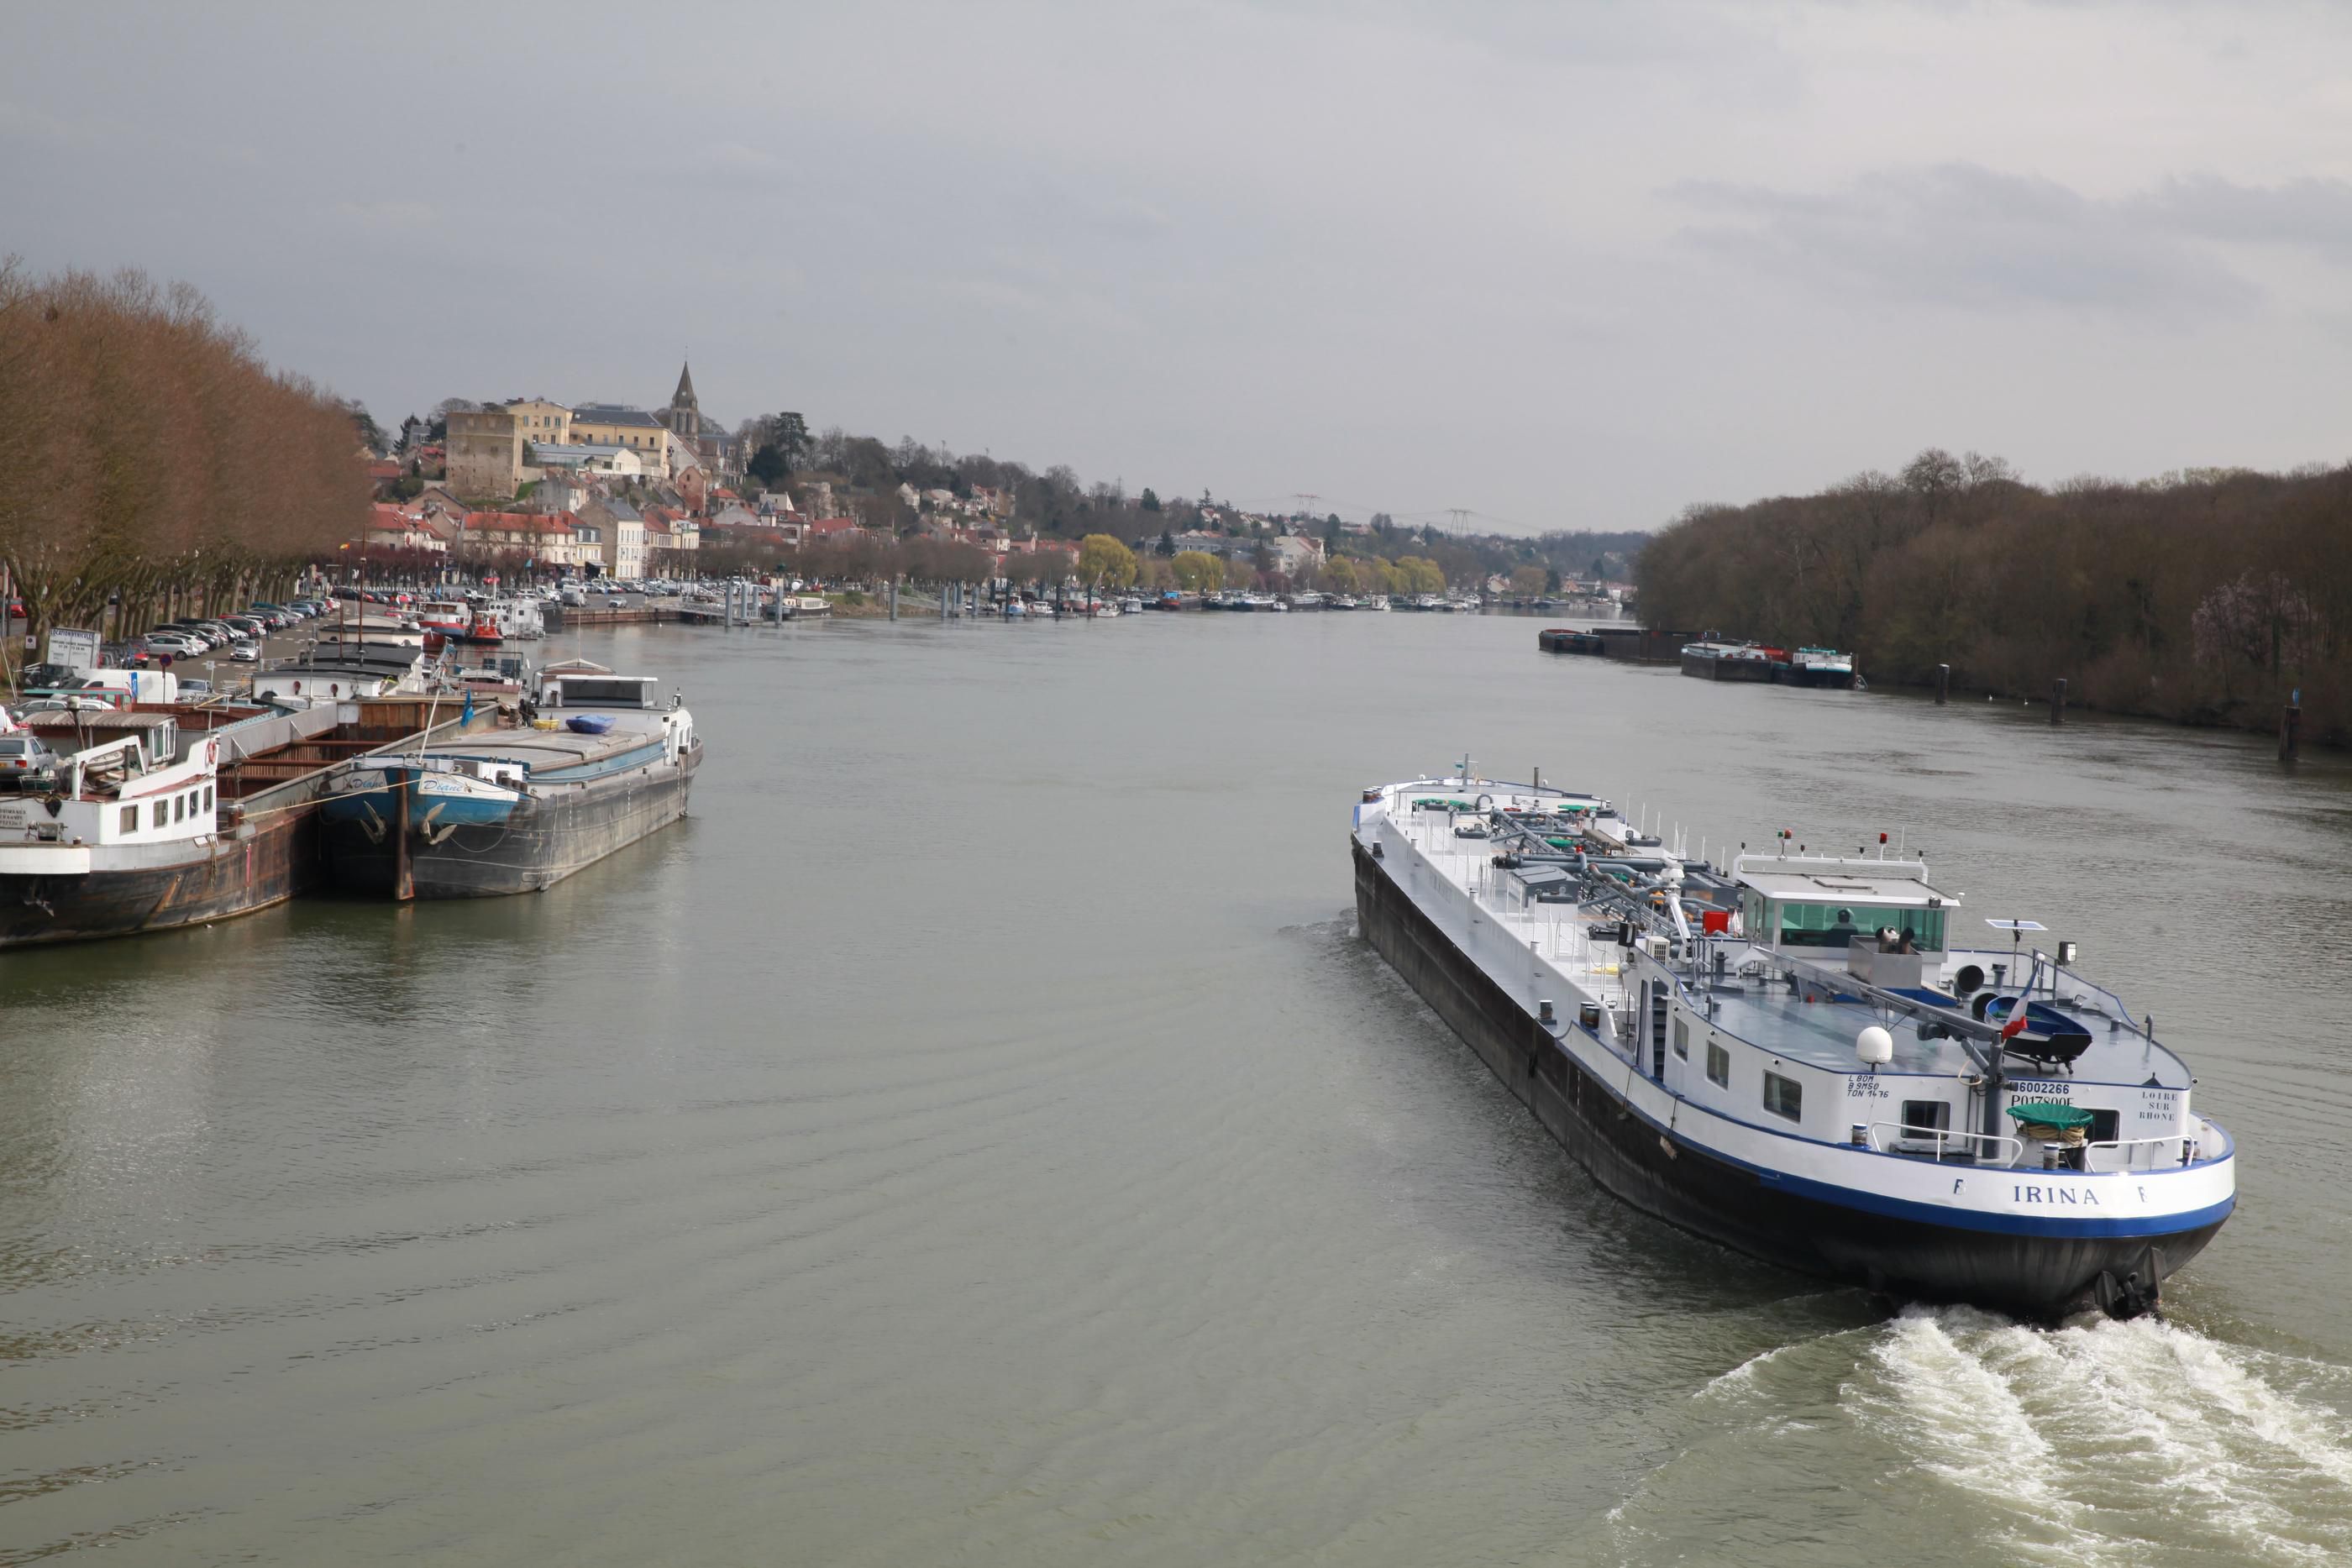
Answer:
0, 810, 320, 946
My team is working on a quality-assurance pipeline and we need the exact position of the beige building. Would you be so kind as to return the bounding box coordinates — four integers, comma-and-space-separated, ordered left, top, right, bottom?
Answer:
568, 405, 673, 469
504, 398, 570, 447
575, 497, 648, 579
462, 510, 582, 569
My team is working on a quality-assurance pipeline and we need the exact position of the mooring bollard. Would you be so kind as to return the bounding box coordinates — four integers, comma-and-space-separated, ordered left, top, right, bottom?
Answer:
2050, 677, 2066, 725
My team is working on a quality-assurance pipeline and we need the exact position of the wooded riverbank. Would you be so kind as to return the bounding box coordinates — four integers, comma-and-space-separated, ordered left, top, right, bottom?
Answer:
1633, 449, 2352, 748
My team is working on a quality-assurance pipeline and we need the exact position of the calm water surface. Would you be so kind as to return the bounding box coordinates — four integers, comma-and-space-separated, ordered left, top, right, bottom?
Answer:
5, 611, 2352, 1565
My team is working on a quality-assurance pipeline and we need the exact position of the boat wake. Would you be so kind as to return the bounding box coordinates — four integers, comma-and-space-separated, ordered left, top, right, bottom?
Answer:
1606, 1306, 2352, 1567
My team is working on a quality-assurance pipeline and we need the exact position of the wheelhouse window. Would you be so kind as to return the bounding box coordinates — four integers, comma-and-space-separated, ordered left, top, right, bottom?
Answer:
1773, 902, 1945, 952
119, 805, 136, 834
1706, 1042, 1730, 1088
1763, 1072, 1803, 1122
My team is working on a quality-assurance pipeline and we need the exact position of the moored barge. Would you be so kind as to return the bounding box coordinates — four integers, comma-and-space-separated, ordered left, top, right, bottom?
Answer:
320, 659, 698, 899
0, 697, 454, 947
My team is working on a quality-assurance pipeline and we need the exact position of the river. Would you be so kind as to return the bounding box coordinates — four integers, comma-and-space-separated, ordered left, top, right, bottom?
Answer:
5, 609, 2351, 1565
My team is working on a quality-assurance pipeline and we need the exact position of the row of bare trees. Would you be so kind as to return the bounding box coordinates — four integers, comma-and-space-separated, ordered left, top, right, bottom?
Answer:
0, 262, 371, 647
1635, 449, 2352, 742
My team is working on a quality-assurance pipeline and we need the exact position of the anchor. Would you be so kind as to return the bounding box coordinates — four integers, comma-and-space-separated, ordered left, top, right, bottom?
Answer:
417, 801, 462, 847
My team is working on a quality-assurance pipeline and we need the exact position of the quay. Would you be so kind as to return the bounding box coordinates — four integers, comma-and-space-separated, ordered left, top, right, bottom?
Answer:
543, 605, 689, 631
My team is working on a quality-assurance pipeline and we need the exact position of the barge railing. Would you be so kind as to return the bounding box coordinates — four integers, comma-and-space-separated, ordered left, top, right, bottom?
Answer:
2086, 1135, 2196, 1173
1862, 1123, 2025, 1167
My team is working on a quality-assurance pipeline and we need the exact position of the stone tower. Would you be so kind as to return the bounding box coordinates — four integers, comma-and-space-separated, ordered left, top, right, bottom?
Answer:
664, 360, 700, 438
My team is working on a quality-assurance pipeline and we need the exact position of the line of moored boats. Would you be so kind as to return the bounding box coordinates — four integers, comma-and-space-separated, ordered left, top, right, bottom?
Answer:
0, 630, 700, 947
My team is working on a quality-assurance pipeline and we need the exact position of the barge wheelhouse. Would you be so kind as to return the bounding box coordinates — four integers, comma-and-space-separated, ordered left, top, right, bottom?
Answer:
1350, 773, 2234, 1320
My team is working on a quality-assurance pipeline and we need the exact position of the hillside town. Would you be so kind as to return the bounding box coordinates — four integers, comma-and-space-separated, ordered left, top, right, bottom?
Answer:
354, 364, 1641, 601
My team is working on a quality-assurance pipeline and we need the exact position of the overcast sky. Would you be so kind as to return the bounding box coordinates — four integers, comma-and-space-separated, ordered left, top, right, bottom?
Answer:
8, 1, 2350, 531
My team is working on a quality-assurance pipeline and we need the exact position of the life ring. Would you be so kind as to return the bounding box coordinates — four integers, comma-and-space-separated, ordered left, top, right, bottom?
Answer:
206, 738, 220, 766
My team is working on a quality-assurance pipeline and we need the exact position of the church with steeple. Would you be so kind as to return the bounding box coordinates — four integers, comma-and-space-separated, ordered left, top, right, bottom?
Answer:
659, 359, 743, 479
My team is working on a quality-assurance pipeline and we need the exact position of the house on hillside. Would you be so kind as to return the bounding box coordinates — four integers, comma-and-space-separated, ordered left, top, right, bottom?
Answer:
576, 496, 647, 579
463, 509, 582, 571
568, 404, 672, 469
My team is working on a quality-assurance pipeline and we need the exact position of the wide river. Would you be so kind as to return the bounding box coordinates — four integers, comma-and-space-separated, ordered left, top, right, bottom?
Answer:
6, 610, 2352, 1565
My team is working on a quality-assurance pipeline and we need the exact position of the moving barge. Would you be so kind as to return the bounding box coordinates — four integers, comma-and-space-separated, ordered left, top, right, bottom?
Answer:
1350, 770, 2234, 1320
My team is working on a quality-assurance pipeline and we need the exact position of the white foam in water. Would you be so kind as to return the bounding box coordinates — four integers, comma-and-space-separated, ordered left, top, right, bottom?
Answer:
1852, 1306, 2352, 1566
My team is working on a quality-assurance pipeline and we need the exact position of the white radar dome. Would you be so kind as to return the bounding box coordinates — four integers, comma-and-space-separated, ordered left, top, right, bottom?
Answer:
1856, 1025, 1895, 1066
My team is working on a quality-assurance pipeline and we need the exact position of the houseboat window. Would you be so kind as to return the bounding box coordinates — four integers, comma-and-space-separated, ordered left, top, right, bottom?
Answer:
120, 805, 136, 834
1901, 1100, 1950, 1137
1763, 1072, 1803, 1121
1673, 1020, 1689, 1060
1706, 1042, 1730, 1088
174, 794, 185, 823
203, 786, 213, 811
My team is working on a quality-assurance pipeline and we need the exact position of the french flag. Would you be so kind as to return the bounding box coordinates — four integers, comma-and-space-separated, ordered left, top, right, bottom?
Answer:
1999, 958, 2040, 1041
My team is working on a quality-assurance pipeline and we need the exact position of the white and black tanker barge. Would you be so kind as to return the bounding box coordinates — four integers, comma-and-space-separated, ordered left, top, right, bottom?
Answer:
320, 660, 699, 899
1352, 769, 2234, 1320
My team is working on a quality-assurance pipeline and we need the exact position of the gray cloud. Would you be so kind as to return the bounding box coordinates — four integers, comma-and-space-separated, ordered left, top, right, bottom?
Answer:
8, 1, 2352, 527
1671, 165, 2274, 314
2131, 173, 2352, 258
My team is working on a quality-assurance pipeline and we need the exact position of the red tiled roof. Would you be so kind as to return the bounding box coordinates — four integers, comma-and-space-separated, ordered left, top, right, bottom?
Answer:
804, 517, 859, 536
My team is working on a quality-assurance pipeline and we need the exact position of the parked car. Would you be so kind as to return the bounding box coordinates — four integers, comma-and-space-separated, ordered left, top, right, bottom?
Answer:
178, 679, 213, 696
13, 662, 80, 690
0, 734, 61, 791
228, 643, 260, 663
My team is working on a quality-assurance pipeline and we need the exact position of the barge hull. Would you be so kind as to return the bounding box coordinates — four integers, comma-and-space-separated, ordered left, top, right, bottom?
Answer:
0, 813, 318, 947
1680, 652, 1775, 681
1352, 837, 2217, 1319
323, 748, 697, 898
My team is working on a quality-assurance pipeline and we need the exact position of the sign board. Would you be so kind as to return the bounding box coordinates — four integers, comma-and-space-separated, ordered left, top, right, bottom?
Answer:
45, 627, 102, 670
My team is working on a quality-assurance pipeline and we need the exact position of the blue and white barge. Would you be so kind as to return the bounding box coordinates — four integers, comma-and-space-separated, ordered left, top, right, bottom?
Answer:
1350, 769, 2234, 1320
321, 659, 699, 899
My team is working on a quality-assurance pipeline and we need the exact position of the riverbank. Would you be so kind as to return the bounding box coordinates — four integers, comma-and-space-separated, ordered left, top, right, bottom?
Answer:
1632, 458, 2352, 755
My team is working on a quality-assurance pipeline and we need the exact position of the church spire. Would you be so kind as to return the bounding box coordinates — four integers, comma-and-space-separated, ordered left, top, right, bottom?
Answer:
671, 358, 697, 411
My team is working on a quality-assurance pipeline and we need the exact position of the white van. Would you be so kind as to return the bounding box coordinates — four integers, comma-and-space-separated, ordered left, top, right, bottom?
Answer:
67, 669, 180, 705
